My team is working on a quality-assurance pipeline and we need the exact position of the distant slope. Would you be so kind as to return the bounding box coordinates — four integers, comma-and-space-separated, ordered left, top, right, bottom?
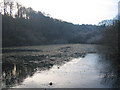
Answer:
2, 14, 105, 47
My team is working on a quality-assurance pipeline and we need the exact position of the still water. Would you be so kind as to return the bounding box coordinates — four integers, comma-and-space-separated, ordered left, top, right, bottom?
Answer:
2, 44, 119, 88
12, 54, 106, 88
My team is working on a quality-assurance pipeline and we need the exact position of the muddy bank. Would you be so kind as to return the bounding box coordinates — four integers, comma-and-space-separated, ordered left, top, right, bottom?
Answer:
2, 44, 119, 88
2, 44, 113, 71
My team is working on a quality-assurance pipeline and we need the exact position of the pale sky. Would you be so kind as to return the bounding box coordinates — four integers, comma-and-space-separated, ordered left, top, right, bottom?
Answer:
11, 0, 120, 24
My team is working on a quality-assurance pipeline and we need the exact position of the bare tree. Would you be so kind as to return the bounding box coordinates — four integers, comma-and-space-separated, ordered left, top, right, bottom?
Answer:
19, 6, 26, 18
3, 0, 8, 15
16, 2, 21, 17
0, 2, 3, 14
9, 1, 14, 16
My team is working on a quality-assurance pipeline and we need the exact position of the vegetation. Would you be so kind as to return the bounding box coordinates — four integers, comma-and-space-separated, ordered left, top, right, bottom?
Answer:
1, 0, 120, 88
1, 0, 119, 49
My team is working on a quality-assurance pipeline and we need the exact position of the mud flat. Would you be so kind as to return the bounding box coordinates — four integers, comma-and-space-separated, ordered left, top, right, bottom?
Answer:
2, 44, 119, 88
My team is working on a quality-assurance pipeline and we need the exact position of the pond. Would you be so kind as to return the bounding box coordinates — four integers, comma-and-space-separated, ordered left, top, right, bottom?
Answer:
2, 44, 119, 88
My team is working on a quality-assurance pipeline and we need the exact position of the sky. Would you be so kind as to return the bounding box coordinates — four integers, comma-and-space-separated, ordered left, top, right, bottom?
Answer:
5, 0, 120, 24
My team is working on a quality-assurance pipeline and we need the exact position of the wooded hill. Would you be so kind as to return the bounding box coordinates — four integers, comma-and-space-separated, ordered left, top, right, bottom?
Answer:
1, 0, 118, 47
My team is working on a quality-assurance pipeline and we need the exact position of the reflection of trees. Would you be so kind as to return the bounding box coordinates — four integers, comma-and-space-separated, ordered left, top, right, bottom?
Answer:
2, 61, 38, 88
2, 47, 87, 88
99, 53, 120, 88
98, 16, 119, 88
2, 55, 53, 88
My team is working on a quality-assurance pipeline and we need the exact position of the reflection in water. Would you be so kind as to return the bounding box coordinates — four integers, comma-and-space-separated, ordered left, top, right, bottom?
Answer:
2, 45, 120, 88
2, 53, 117, 88
2, 51, 87, 88
2, 60, 53, 88
98, 53, 120, 88
17, 54, 106, 88
12, 64, 16, 76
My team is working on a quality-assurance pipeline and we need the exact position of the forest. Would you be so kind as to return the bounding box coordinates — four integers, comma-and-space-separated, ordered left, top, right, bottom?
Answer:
1, 0, 120, 88
0, 0, 119, 49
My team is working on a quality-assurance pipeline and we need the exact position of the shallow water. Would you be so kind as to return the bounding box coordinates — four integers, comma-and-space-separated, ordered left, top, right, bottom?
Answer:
12, 54, 107, 88
2, 44, 119, 88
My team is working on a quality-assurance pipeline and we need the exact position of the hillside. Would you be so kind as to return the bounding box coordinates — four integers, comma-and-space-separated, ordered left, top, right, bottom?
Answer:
1, 1, 118, 47
2, 13, 105, 47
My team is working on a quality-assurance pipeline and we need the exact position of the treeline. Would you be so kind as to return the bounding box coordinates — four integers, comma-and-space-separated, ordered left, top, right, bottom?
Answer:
100, 21, 119, 49
0, 0, 36, 19
2, 14, 104, 47
1, 0, 119, 47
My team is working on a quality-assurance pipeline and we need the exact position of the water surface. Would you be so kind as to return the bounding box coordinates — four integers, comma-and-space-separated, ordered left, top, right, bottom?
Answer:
2, 44, 119, 88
